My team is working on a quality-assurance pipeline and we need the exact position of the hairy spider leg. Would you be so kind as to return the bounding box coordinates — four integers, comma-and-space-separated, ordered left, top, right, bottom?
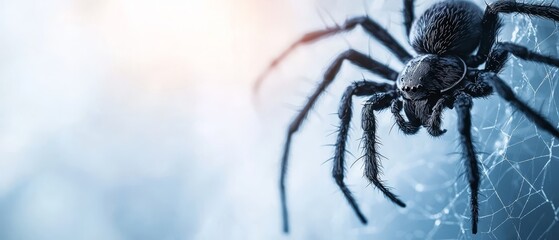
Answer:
403, 0, 415, 36
479, 72, 559, 139
425, 97, 449, 136
468, 1, 559, 66
462, 72, 492, 98
390, 99, 421, 134
454, 92, 480, 234
254, 15, 412, 92
279, 50, 398, 233
361, 93, 407, 208
479, 40, 559, 138
332, 82, 400, 226
485, 42, 559, 73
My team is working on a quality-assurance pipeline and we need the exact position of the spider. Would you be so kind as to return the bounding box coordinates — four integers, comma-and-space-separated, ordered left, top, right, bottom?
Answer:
254, 0, 559, 234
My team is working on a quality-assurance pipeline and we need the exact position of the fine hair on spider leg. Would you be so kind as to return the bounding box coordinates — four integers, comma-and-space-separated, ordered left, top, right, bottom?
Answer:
254, 0, 559, 235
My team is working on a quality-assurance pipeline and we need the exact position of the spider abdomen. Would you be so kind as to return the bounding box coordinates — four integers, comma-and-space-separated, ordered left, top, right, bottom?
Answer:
409, 0, 483, 56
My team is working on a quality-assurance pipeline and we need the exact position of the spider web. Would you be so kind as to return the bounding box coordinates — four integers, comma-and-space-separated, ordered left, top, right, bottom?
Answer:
261, 0, 559, 239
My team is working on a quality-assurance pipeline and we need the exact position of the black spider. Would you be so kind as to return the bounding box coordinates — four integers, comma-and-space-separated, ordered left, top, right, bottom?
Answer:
254, 0, 559, 234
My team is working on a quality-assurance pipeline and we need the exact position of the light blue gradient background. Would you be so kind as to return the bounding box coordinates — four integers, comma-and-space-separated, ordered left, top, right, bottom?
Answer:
0, 0, 557, 239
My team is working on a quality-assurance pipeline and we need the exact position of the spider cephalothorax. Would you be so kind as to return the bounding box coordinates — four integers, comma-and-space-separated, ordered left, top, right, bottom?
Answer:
254, 0, 559, 234
397, 54, 466, 99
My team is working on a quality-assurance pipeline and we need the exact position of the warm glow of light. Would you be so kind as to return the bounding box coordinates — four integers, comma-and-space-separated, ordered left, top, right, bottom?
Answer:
84, 0, 297, 93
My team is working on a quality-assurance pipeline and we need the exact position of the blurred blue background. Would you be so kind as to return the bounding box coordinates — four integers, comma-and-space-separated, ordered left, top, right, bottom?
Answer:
0, 0, 557, 239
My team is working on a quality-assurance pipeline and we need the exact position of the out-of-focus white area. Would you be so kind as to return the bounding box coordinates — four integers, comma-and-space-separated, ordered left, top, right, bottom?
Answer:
0, 0, 558, 239
0, 0, 293, 239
